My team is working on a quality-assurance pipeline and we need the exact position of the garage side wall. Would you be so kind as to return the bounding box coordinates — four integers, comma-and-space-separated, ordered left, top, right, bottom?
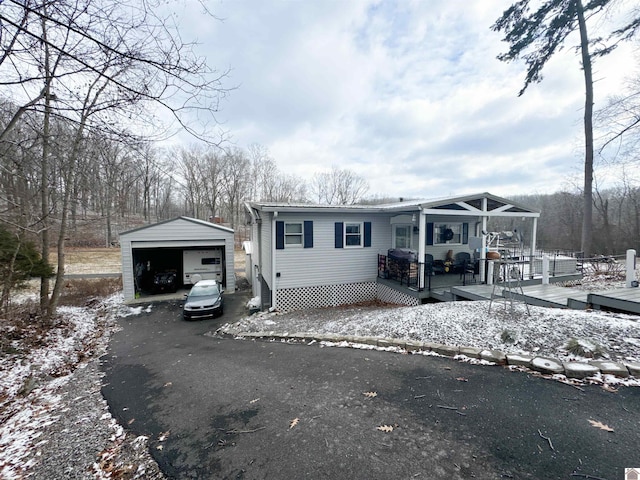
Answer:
121, 238, 135, 302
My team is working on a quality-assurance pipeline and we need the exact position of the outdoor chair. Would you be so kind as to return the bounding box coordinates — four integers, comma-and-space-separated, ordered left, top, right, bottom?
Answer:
454, 252, 476, 283
425, 253, 444, 274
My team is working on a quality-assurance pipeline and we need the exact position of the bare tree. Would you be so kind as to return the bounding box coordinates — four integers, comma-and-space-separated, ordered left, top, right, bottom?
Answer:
0, 0, 231, 318
309, 166, 369, 205
221, 148, 251, 229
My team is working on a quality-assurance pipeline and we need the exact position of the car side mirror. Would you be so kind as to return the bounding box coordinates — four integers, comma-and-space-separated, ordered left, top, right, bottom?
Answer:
183, 293, 188, 299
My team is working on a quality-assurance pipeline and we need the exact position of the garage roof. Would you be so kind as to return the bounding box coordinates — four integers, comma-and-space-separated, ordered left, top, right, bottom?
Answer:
120, 216, 234, 236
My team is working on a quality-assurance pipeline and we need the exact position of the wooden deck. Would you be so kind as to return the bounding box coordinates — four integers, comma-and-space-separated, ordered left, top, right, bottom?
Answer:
588, 289, 640, 314
449, 283, 640, 315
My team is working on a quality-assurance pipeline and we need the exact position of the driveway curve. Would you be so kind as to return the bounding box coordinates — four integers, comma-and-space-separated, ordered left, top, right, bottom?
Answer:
101, 294, 640, 479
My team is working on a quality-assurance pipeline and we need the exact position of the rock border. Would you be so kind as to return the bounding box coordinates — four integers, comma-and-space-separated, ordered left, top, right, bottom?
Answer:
218, 328, 640, 381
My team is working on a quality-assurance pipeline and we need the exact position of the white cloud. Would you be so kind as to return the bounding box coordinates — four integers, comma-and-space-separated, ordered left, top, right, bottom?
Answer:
180, 0, 635, 199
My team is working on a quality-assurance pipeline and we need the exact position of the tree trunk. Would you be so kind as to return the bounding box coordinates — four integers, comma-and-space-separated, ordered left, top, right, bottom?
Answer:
576, 0, 594, 257
39, 32, 53, 317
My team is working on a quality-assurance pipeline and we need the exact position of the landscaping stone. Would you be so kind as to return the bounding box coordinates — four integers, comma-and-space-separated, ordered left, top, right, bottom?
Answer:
563, 362, 600, 379
480, 350, 507, 364
531, 357, 564, 375
377, 338, 405, 348
404, 340, 425, 352
589, 360, 629, 377
458, 346, 483, 359
624, 362, 640, 377
506, 354, 533, 367
340, 335, 360, 344
431, 344, 459, 357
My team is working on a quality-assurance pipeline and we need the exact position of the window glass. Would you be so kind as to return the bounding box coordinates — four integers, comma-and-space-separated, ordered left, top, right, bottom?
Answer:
395, 225, 411, 248
201, 257, 221, 265
434, 223, 462, 245
345, 223, 362, 247
285, 222, 303, 246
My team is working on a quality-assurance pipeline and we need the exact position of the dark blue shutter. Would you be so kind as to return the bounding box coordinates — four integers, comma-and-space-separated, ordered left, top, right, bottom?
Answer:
304, 221, 313, 248
426, 223, 434, 245
334, 222, 344, 248
364, 222, 372, 247
462, 223, 469, 244
275, 221, 284, 250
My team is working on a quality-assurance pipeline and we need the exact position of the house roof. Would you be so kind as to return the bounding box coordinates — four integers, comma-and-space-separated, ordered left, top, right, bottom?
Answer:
120, 216, 235, 237
245, 192, 540, 217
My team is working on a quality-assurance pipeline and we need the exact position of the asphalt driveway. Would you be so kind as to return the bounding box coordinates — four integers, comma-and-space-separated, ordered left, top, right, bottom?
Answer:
101, 293, 640, 479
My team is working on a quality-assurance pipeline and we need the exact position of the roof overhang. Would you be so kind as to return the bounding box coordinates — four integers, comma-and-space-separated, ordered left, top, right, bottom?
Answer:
245, 192, 540, 218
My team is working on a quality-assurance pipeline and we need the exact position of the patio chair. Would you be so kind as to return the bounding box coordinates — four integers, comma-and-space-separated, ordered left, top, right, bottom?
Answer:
454, 252, 476, 282
426, 253, 445, 274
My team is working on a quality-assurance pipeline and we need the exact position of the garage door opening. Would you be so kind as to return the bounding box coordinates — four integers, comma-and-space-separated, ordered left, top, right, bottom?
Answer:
131, 246, 227, 298
119, 216, 236, 303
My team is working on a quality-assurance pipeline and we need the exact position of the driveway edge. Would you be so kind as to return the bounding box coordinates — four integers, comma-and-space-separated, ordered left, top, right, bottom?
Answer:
216, 328, 639, 384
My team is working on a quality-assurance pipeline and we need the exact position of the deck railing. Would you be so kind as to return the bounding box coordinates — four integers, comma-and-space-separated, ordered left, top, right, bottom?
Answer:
378, 252, 583, 291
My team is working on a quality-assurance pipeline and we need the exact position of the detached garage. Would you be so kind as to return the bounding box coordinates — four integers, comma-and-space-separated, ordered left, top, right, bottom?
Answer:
120, 216, 235, 303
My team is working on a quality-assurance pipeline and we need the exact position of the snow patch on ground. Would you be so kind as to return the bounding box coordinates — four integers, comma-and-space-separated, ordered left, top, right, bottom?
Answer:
224, 300, 640, 364
0, 293, 143, 479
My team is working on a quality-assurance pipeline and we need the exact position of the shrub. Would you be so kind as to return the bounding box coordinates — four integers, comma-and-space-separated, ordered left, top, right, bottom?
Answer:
59, 278, 122, 306
501, 329, 516, 344
564, 337, 605, 358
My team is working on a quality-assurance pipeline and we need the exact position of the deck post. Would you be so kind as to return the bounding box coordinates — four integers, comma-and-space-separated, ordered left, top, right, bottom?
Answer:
542, 255, 549, 285
480, 198, 488, 283
418, 209, 426, 289
529, 217, 538, 279
626, 249, 637, 288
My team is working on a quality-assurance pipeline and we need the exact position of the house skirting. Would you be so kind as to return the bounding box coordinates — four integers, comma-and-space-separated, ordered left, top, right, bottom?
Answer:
277, 282, 377, 312
275, 281, 421, 312
376, 283, 421, 307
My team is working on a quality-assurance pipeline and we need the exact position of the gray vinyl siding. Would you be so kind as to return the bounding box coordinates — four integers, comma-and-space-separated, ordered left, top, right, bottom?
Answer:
259, 215, 272, 289
274, 212, 392, 290
121, 238, 135, 301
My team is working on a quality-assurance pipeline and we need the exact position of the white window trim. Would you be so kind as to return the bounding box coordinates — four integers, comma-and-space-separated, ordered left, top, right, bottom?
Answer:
393, 224, 413, 249
344, 222, 363, 248
284, 222, 303, 247
433, 222, 463, 245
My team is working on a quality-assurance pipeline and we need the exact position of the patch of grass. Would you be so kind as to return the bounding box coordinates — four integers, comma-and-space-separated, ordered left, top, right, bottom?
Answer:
564, 337, 605, 358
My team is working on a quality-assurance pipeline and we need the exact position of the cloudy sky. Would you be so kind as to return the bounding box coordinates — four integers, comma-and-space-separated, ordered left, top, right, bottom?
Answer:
179, 0, 636, 200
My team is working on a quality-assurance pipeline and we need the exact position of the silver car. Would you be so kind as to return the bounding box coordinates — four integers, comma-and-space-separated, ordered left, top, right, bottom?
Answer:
183, 280, 224, 320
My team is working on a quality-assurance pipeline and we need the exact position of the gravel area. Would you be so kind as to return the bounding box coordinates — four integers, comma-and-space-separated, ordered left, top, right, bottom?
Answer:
0, 297, 165, 480
221, 300, 640, 366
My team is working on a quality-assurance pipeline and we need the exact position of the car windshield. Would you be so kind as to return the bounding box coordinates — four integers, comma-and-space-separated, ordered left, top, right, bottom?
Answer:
189, 285, 219, 297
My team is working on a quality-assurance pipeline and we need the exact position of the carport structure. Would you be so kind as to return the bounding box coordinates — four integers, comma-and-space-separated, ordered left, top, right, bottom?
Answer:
120, 217, 235, 302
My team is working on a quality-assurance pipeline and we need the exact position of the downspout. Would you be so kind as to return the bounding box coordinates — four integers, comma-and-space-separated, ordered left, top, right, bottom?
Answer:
272, 211, 278, 309
418, 208, 426, 289
480, 198, 488, 282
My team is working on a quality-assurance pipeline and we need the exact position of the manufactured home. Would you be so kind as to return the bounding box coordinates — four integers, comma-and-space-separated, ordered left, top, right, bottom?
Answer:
245, 192, 579, 312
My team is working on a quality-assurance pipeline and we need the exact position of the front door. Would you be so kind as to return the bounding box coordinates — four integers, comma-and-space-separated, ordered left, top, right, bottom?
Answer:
393, 225, 412, 249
